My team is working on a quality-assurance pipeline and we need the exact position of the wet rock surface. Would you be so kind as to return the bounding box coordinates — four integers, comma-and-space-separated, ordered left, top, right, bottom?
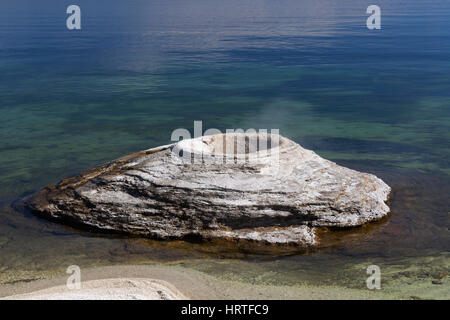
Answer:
23, 133, 391, 246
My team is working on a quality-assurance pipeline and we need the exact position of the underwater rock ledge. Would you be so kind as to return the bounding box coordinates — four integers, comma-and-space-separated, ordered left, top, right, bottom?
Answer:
23, 133, 391, 247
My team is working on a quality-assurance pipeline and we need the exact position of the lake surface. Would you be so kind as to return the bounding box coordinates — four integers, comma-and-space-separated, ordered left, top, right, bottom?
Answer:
0, 0, 448, 298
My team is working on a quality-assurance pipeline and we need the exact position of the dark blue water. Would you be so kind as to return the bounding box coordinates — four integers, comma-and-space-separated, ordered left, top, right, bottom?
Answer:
0, 0, 448, 297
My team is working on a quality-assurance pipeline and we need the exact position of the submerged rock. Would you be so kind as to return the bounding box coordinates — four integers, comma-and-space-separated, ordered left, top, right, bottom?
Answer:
24, 133, 391, 246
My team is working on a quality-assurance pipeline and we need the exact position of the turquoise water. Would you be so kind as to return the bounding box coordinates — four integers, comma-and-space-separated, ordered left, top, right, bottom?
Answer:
0, 0, 448, 298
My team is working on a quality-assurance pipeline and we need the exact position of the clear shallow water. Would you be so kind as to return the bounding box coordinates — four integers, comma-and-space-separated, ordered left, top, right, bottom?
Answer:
0, 0, 449, 298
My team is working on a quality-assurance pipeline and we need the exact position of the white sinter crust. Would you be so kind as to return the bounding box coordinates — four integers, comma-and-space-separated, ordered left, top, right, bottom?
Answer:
25, 133, 391, 247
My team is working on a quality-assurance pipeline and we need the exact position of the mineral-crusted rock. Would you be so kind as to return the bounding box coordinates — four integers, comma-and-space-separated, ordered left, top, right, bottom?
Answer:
24, 133, 391, 246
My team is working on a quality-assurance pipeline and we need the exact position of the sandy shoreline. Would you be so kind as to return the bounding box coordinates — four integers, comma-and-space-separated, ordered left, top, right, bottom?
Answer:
2, 278, 187, 300
0, 264, 402, 300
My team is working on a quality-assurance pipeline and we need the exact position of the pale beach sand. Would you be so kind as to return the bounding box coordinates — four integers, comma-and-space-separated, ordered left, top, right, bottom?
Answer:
2, 278, 187, 300
0, 264, 405, 300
